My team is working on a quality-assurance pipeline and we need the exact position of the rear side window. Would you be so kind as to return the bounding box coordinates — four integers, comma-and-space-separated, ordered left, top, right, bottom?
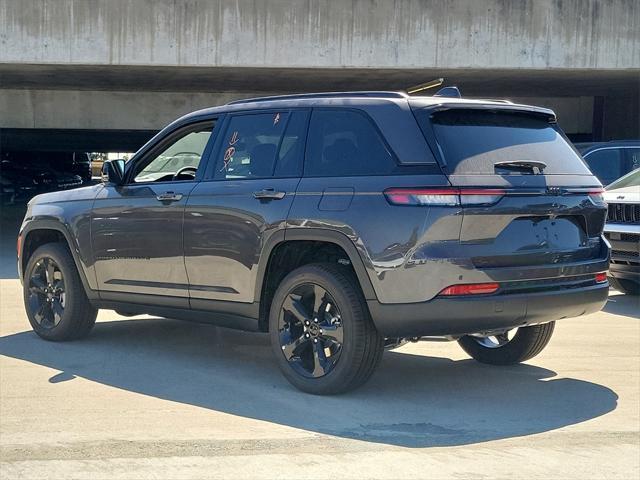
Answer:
423, 109, 592, 175
216, 112, 289, 179
305, 109, 397, 177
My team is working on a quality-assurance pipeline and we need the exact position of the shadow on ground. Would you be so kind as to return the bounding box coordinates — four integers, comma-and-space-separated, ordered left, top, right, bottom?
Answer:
0, 317, 618, 448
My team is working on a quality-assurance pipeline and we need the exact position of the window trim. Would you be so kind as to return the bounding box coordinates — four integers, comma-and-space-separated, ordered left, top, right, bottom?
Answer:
125, 120, 217, 185
302, 107, 400, 178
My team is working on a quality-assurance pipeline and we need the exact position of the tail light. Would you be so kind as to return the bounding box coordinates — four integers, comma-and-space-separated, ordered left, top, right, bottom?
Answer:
439, 282, 500, 296
16, 234, 22, 259
384, 187, 505, 206
595, 272, 608, 283
588, 188, 606, 205
565, 187, 606, 204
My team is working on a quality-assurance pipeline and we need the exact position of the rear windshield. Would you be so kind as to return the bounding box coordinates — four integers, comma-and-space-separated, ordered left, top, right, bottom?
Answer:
424, 109, 591, 175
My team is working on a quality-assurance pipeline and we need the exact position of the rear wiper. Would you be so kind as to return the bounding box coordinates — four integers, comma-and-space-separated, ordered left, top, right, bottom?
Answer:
494, 160, 547, 174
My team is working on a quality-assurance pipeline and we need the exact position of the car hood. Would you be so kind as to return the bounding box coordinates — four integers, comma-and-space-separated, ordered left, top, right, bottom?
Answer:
29, 183, 103, 204
604, 186, 640, 204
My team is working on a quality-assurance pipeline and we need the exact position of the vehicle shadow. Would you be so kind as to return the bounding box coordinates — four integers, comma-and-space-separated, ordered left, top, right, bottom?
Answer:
602, 292, 640, 318
0, 317, 618, 448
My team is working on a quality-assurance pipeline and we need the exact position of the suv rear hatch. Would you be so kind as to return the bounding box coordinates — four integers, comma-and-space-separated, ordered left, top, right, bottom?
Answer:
410, 101, 608, 269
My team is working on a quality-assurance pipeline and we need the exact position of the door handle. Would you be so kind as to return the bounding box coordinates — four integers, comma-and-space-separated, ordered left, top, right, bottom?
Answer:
253, 188, 286, 200
156, 191, 183, 202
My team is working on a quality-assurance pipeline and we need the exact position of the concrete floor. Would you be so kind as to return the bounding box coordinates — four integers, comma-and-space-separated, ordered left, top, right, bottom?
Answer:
0, 203, 639, 478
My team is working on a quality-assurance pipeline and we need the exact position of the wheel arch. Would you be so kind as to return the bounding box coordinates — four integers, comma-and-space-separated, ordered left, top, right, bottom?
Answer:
254, 228, 377, 331
20, 220, 97, 300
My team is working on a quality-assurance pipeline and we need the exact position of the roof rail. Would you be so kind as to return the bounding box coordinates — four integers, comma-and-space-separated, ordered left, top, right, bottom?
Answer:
227, 91, 408, 105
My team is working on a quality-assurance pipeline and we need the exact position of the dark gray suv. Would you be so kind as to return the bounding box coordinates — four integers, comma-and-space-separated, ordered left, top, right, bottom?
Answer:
18, 91, 610, 394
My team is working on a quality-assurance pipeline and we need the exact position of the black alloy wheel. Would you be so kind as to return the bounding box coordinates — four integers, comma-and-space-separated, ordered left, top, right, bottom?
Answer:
27, 257, 66, 329
277, 283, 344, 378
269, 263, 384, 394
23, 243, 97, 341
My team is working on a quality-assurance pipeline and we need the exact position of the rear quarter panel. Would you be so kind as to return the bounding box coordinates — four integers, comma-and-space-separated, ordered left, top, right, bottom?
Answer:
287, 174, 462, 303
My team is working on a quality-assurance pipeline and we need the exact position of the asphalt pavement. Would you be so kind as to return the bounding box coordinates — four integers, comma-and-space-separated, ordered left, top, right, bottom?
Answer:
0, 203, 638, 479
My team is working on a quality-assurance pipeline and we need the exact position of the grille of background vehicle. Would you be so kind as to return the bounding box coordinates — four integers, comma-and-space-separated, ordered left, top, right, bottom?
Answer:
607, 203, 640, 224
620, 233, 640, 242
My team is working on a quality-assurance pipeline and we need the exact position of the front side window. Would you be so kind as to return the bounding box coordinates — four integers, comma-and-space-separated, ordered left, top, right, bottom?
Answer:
216, 112, 289, 179
134, 124, 214, 183
305, 109, 396, 177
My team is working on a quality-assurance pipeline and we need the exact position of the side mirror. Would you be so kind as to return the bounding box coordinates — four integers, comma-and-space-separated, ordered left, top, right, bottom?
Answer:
101, 159, 125, 185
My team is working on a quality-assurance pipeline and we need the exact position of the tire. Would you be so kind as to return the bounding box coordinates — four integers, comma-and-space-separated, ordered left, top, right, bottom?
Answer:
458, 321, 555, 366
23, 243, 97, 341
609, 276, 640, 296
269, 263, 384, 395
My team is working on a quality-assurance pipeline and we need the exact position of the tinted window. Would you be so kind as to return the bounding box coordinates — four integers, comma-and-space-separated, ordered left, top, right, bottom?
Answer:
216, 112, 289, 179
274, 110, 308, 177
305, 109, 396, 176
426, 110, 591, 175
626, 148, 640, 172
583, 149, 624, 186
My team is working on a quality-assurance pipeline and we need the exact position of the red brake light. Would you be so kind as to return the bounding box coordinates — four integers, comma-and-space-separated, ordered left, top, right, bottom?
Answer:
384, 188, 505, 206
595, 272, 608, 283
439, 282, 500, 296
16, 234, 22, 259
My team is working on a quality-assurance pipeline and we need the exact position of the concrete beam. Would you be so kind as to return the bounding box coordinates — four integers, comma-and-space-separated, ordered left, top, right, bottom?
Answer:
1, 0, 638, 70
0, 89, 265, 130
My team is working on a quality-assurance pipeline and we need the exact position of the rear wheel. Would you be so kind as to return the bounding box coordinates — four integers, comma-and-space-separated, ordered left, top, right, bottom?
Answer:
23, 243, 97, 341
458, 322, 555, 365
269, 263, 384, 394
609, 277, 640, 296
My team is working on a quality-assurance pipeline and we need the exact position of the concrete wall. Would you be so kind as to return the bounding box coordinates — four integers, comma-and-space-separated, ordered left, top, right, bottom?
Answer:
1, 0, 638, 70
0, 89, 262, 130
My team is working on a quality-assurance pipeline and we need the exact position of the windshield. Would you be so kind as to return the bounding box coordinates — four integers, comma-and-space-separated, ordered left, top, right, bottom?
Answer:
607, 168, 640, 190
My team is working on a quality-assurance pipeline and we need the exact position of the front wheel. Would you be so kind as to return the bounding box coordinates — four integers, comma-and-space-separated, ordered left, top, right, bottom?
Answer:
458, 322, 555, 365
23, 243, 98, 341
269, 263, 384, 395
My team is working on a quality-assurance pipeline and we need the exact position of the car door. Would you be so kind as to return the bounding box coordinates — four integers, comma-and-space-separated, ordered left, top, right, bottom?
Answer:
91, 120, 217, 304
184, 109, 308, 307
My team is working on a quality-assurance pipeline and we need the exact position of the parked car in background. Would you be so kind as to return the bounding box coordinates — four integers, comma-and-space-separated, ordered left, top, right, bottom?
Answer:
576, 140, 640, 186
1, 153, 84, 202
2, 151, 91, 184
1, 159, 39, 204
91, 156, 105, 178
17, 91, 610, 394
603, 168, 640, 295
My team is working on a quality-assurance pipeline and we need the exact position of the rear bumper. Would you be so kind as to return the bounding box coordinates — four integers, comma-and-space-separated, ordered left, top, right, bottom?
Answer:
368, 282, 609, 337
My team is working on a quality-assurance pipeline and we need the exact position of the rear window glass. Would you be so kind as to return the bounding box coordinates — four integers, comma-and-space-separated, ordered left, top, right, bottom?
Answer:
426, 110, 592, 175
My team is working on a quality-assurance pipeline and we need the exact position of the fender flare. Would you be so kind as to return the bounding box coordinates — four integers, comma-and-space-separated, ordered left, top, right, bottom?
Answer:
253, 227, 377, 302
20, 219, 98, 300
